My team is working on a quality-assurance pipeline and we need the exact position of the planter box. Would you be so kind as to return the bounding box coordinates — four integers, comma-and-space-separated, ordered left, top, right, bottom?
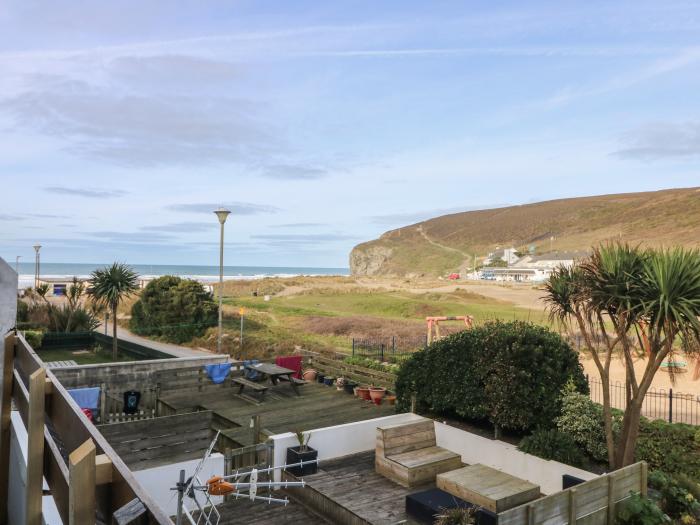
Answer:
286, 446, 318, 477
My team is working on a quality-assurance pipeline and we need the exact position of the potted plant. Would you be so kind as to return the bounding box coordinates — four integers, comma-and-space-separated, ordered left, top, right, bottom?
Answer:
344, 380, 358, 395
356, 386, 371, 400
286, 430, 318, 477
335, 377, 346, 391
316, 373, 325, 384
369, 386, 386, 405
323, 376, 335, 386
302, 369, 317, 381
384, 393, 397, 405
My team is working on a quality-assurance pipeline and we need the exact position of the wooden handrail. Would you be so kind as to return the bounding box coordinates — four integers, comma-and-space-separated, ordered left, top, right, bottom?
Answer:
1, 334, 173, 524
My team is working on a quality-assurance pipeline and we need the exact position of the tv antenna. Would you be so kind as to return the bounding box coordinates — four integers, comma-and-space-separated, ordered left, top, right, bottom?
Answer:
173, 432, 317, 525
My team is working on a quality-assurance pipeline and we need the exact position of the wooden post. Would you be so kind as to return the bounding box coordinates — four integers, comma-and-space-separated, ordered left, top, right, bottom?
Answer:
100, 382, 107, 424
69, 439, 96, 525
0, 334, 15, 525
607, 474, 616, 524
410, 394, 416, 413
26, 368, 46, 525
568, 488, 577, 524
223, 448, 232, 502
251, 415, 261, 444
640, 462, 648, 497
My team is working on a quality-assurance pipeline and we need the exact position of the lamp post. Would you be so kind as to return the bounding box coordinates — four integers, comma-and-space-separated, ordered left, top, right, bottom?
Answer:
214, 208, 231, 354
33, 245, 41, 288
15, 255, 21, 276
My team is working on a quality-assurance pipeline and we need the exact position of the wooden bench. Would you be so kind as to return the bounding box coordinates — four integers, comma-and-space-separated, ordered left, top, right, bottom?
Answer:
232, 377, 268, 399
375, 416, 462, 488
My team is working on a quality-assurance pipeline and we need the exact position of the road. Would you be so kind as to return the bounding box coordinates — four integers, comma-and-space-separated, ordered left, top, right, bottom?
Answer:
99, 324, 214, 358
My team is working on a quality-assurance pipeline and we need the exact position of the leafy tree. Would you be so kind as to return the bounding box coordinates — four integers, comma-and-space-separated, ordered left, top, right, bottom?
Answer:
88, 263, 139, 360
129, 276, 217, 343
543, 244, 700, 469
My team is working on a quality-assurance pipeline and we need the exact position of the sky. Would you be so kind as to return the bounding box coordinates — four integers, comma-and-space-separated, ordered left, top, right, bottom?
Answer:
0, 1, 699, 268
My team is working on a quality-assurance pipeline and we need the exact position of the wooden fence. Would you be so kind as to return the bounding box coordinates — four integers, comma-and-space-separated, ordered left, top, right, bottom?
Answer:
301, 350, 397, 389
99, 411, 215, 471
0, 333, 172, 525
498, 462, 647, 525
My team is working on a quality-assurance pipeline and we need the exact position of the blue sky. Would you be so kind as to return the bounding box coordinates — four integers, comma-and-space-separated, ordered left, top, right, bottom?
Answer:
1, 1, 699, 268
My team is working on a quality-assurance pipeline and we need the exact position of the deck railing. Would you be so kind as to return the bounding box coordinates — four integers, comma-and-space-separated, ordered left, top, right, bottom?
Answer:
0, 333, 172, 525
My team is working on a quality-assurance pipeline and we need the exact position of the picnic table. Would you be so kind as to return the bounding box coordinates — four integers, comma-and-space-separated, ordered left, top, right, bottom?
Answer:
244, 362, 306, 395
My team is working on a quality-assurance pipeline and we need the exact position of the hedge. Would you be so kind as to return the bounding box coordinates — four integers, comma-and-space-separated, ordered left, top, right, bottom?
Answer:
395, 320, 587, 432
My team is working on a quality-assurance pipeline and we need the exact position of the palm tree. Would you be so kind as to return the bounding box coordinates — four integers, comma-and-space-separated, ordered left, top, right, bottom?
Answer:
543, 243, 700, 468
88, 263, 139, 360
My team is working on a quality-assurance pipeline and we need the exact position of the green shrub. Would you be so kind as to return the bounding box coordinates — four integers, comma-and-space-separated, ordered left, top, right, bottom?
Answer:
130, 276, 217, 343
518, 428, 587, 467
23, 330, 43, 349
556, 381, 621, 462
17, 299, 29, 323
395, 320, 587, 431
648, 471, 700, 522
344, 356, 401, 374
636, 420, 700, 480
616, 493, 670, 525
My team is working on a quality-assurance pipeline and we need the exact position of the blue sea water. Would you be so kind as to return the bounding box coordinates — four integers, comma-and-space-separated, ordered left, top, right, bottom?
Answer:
15, 262, 349, 288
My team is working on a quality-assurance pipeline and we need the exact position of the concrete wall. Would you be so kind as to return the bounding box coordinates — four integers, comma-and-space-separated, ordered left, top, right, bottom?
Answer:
134, 452, 224, 517
0, 257, 17, 368
269, 413, 423, 481
269, 414, 597, 493
433, 422, 597, 495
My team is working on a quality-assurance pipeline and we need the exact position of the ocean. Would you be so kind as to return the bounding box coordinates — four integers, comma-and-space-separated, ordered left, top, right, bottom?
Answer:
14, 262, 349, 289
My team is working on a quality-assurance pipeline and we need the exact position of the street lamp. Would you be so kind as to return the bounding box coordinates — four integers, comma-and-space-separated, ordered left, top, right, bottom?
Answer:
33, 245, 41, 288
15, 255, 21, 276
214, 208, 231, 354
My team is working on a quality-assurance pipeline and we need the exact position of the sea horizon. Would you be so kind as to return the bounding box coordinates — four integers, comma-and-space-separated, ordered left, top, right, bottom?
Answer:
14, 261, 349, 289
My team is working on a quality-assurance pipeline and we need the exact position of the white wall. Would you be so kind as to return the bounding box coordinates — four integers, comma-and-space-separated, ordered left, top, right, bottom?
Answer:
434, 422, 597, 494
134, 453, 225, 516
8, 411, 63, 525
268, 413, 597, 494
269, 413, 423, 481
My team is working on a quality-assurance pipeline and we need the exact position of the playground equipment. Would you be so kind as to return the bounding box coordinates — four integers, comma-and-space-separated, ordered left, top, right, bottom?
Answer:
426, 316, 473, 344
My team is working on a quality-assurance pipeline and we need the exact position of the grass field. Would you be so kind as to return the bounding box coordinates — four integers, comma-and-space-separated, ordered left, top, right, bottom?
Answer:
187, 279, 549, 359
37, 347, 138, 365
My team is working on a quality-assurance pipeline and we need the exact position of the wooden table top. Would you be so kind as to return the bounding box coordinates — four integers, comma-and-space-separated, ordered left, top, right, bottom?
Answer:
437, 464, 540, 513
245, 362, 294, 376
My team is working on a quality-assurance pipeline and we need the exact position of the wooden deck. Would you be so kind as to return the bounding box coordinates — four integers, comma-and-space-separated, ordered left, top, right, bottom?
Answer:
203, 497, 330, 524
289, 451, 430, 525
102, 382, 395, 470
163, 381, 395, 447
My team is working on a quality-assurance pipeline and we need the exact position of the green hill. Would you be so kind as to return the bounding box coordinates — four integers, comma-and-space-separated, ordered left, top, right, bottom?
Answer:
349, 187, 700, 277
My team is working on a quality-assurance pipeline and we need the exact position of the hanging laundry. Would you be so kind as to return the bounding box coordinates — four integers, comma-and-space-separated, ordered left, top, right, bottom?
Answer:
123, 390, 141, 414
203, 363, 232, 384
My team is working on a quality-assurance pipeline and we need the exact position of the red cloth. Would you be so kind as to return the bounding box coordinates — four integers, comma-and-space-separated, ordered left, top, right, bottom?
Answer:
275, 355, 302, 379
81, 408, 94, 422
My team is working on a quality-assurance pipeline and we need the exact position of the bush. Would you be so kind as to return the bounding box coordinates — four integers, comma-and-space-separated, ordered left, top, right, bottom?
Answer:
556, 381, 621, 462
518, 428, 587, 467
130, 276, 217, 343
636, 420, 700, 480
648, 471, 700, 522
616, 493, 670, 525
23, 330, 43, 349
395, 320, 587, 431
17, 299, 28, 322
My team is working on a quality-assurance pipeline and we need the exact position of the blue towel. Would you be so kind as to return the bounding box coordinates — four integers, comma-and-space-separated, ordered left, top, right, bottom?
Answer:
68, 387, 100, 410
204, 363, 232, 384
243, 359, 261, 380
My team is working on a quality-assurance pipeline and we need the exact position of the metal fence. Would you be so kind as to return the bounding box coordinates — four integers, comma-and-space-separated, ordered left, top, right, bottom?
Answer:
351, 336, 427, 362
588, 377, 700, 426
